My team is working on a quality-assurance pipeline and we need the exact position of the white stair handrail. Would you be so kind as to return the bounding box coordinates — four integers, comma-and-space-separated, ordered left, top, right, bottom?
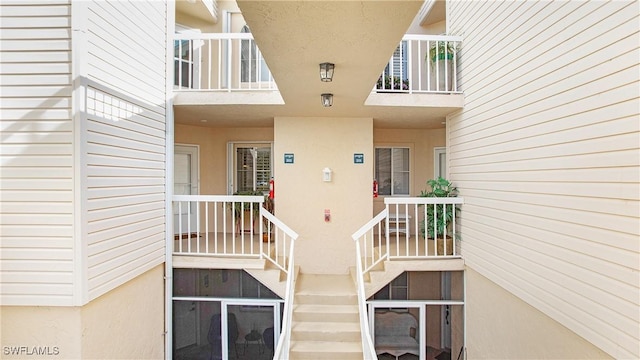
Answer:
354, 240, 377, 359
272, 228, 297, 359
260, 207, 298, 272
352, 209, 389, 275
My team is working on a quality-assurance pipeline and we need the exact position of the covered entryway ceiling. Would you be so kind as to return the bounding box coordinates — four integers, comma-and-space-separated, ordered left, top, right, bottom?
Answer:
174, 1, 461, 128
236, 0, 422, 115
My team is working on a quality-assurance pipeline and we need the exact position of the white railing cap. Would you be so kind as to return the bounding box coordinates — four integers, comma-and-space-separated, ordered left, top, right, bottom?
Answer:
174, 33, 462, 42
174, 32, 255, 40
173, 194, 264, 203
384, 196, 464, 205
402, 34, 463, 42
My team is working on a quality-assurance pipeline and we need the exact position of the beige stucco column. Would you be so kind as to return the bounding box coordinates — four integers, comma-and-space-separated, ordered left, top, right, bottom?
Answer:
274, 117, 373, 274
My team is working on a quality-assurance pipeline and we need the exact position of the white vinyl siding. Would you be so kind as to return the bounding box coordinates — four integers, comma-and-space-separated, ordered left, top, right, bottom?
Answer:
0, 0, 167, 306
83, 1, 167, 300
87, 1, 166, 105
0, 0, 74, 305
448, 1, 639, 359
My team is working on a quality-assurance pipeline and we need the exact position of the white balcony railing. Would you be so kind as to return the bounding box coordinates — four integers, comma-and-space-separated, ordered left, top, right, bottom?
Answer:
174, 33, 460, 94
375, 34, 462, 94
174, 33, 277, 91
172, 195, 297, 272
352, 196, 464, 276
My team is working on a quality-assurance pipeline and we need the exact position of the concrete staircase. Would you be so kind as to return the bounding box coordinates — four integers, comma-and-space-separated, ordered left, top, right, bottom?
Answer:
353, 259, 407, 299
244, 258, 289, 298
288, 273, 363, 359
352, 246, 466, 298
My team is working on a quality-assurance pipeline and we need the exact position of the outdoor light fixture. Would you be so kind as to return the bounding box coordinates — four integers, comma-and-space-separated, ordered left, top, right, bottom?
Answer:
319, 62, 335, 82
321, 93, 333, 107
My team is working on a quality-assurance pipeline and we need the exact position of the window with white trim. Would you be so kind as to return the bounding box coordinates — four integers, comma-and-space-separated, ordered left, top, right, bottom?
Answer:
240, 25, 269, 83
229, 142, 273, 194
385, 40, 408, 81
375, 147, 410, 196
174, 24, 201, 89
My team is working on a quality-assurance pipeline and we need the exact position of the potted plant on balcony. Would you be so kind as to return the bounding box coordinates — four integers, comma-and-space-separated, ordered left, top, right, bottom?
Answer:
418, 177, 459, 254
376, 75, 409, 92
229, 190, 263, 234
262, 195, 274, 242
428, 41, 456, 63
427, 41, 457, 92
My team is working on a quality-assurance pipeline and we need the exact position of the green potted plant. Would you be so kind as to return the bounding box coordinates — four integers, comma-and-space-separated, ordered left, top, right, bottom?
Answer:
418, 177, 459, 240
229, 190, 263, 233
427, 41, 457, 91
428, 41, 456, 63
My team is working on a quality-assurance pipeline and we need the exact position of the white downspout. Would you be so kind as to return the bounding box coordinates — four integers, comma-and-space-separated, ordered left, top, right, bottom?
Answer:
164, 0, 176, 358
71, 0, 89, 306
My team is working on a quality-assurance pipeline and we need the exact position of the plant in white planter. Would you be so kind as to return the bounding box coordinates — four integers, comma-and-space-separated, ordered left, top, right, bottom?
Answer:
229, 190, 263, 234
418, 177, 459, 239
428, 41, 456, 63
427, 41, 457, 92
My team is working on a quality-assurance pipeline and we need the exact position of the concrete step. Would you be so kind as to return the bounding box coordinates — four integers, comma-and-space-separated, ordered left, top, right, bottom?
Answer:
293, 303, 359, 323
294, 274, 357, 305
295, 292, 357, 305
289, 340, 362, 360
291, 321, 361, 342
287, 273, 363, 359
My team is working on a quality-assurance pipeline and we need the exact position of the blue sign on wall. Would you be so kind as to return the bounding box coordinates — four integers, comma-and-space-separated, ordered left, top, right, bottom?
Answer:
354, 153, 364, 164
284, 153, 294, 164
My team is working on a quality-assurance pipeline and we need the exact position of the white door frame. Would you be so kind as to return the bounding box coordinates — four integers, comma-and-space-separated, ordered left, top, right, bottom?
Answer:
222, 299, 282, 359
175, 144, 199, 195
171, 296, 283, 360
368, 302, 427, 360
434, 146, 446, 179
174, 144, 199, 236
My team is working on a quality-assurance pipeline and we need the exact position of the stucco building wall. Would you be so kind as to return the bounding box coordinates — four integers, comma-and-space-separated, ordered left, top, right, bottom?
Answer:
1, 265, 164, 359
466, 268, 613, 359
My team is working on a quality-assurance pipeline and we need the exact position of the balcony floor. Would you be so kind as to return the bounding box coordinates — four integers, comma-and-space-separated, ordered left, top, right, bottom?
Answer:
375, 233, 458, 258
173, 231, 266, 257
171, 232, 463, 271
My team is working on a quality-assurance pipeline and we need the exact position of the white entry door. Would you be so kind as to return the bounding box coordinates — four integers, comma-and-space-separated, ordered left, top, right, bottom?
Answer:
174, 145, 199, 236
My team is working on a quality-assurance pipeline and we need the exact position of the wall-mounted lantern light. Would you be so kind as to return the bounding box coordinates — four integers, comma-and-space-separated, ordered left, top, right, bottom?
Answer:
323, 167, 332, 182
321, 93, 333, 107
319, 62, 335, 82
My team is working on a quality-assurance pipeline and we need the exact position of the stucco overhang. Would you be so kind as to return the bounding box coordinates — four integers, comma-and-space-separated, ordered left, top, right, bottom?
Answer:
174, 0, 463, 129
176, 0, 218, 23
